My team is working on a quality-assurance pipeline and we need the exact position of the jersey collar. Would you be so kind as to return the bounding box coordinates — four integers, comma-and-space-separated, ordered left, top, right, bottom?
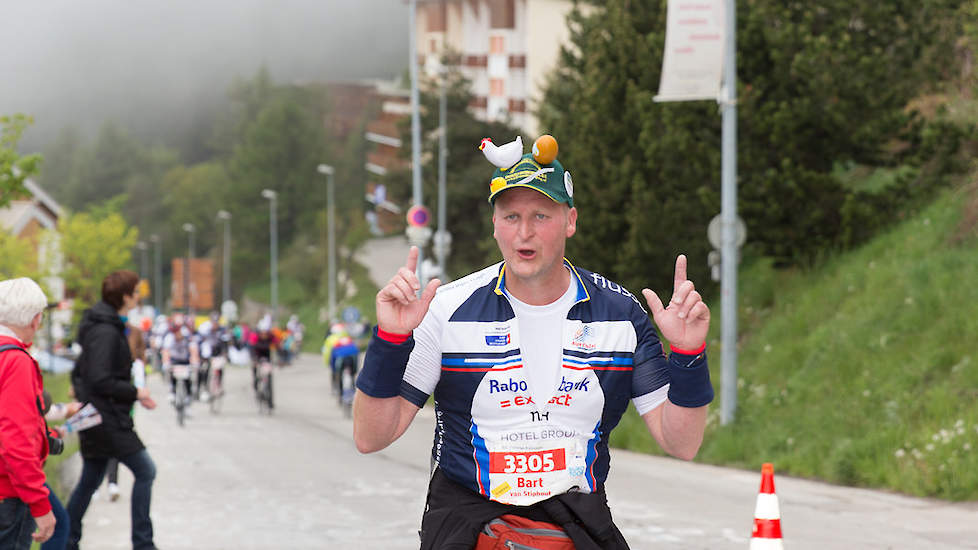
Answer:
494, 258, 590, 305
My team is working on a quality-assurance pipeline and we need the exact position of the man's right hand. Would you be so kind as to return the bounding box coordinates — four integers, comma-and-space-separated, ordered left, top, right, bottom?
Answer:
376, 246, 441, 335
32, 510, 55, 543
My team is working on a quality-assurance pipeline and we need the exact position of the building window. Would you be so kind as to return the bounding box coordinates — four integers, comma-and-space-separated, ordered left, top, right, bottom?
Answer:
489, 0, 515, 29
490, 35, 504, 54
490, 78, 505, 97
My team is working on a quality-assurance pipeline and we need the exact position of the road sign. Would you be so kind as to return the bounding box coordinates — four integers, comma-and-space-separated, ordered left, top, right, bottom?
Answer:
342, 306, 361, 324
405, 225, 433, 247
708, 214, 747, 249
406, 205, 431, 227
432, 230, 452, 258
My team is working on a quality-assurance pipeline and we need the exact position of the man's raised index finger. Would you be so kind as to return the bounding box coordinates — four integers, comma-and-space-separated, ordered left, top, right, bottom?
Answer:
674, 254, 688, 291
404, 246, 419, 272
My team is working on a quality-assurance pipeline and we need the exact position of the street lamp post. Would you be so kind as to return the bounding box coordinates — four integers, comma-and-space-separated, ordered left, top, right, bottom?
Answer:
435, 69, 451, 276
181, 223, 196, 314
408, 0, 426, 288
217, 210, 232, 308
135, 241, 149, 280
261, 189, 278, 320
317, 164, 336, 323
149, 234, 162, 313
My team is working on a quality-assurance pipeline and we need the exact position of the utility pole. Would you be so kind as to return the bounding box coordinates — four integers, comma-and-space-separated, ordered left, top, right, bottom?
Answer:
317, 164, 336, 323
217, 210, 232, 307
434, 70, 452, 277
720, 0, 739, 425
136, 241, 149, 280
181, 223, 196, 315
149, 234, 162, 313
261, 190, 278, 320
409, 0, 426, 291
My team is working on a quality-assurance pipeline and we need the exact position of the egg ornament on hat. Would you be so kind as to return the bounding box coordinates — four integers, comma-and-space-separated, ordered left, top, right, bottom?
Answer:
484, 134, 574, 207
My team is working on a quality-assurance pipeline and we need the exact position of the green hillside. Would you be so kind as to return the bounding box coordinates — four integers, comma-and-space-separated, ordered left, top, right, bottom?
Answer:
612, 179, 978, 500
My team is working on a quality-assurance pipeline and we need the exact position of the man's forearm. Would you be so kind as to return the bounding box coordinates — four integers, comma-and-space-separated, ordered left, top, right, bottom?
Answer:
352, 391, 406, 453
660, 402, 708, 460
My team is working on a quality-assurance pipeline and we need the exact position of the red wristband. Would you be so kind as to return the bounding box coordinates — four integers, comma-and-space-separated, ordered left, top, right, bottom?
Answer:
670, 342, 706, 355
377, 328, 411, 345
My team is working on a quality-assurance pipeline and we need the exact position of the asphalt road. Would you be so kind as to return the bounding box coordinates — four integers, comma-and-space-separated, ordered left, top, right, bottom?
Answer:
60, 353, 978, 549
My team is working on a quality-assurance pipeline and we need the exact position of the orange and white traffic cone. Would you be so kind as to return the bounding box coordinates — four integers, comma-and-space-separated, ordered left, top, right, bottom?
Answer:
750, 462, 784, 549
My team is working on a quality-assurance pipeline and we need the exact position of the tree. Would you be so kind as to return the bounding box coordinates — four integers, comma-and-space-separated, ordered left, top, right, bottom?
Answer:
539, 0, 967, 297
0, 232, 37, 281
0, 114, 42, 209
226, 91, 331, 287
540, 1, 717, 296
59, 209, 138, 313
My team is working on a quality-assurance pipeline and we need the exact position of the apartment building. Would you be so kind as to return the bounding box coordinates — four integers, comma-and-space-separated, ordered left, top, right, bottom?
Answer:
416, 0, 579, 135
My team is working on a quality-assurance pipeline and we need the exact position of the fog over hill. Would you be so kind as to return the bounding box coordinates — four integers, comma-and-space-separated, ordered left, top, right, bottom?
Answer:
1, 0, 409, 151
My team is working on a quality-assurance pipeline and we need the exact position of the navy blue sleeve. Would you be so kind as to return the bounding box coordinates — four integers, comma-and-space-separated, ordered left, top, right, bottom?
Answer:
355, 328, 415, 398
398, 381, 429, 408
630, 306, 671, 399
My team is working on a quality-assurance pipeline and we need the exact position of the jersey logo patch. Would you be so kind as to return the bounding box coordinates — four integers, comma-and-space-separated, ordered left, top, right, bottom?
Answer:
571, 326, 596, 351
486, 333, 511, 346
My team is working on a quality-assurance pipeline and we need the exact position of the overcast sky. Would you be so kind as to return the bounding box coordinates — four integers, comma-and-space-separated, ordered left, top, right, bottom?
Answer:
1, 0, 409, 150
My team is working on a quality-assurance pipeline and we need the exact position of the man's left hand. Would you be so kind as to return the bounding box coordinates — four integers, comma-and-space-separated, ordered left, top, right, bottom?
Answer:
642, 255, 710, 351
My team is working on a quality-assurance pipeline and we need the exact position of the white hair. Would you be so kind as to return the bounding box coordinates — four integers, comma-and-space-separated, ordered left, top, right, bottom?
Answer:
0, 277, 48, 328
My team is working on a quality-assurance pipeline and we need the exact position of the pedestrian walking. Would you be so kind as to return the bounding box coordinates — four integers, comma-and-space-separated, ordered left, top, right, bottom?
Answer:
40, 392, 83, 550
0, 277, 57, 548
66, 270, 159, 550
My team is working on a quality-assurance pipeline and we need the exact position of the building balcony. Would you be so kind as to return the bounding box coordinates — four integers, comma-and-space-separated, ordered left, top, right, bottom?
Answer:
366, 120, 402, 144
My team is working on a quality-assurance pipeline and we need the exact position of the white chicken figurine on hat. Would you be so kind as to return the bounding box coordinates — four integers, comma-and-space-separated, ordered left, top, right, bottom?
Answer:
479, 136, 523, 170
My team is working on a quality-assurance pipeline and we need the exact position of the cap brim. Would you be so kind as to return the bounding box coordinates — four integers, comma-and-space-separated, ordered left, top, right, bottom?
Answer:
488, 183, 561, 204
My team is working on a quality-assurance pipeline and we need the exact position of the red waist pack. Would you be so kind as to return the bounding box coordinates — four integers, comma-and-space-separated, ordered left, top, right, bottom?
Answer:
475, 514, 576, 550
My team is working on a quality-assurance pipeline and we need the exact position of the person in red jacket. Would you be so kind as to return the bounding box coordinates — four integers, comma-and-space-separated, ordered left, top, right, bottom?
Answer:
0, 277, 56, 548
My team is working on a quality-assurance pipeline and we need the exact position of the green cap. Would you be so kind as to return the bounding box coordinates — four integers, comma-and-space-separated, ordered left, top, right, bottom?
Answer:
488, 154, 574, 207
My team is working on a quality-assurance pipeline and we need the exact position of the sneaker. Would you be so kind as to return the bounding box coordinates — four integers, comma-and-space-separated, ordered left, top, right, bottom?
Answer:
108, 482, 120, 502
200, 390, 210, 403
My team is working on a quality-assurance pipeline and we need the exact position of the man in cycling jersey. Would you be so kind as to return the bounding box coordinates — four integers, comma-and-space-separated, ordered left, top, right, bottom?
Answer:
352, 136, 713, 549
162, 322, 199, 404
330, 333, 359, 403
249, 319, 277, 409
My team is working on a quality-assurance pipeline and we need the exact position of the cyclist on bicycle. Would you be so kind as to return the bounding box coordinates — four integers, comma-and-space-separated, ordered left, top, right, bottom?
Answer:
249, 318, 277, 408
162, 323, 199, 404
321, 323, 345, 368
329, 332, 359, 400
196, 315, 227, 402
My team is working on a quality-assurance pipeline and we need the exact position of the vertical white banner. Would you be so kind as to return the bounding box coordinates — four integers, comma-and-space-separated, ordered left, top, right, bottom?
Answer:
654, 0, 725, 102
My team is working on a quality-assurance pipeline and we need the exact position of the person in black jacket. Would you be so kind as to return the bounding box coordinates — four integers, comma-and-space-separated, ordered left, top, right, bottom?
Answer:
65, 270, 159, 550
